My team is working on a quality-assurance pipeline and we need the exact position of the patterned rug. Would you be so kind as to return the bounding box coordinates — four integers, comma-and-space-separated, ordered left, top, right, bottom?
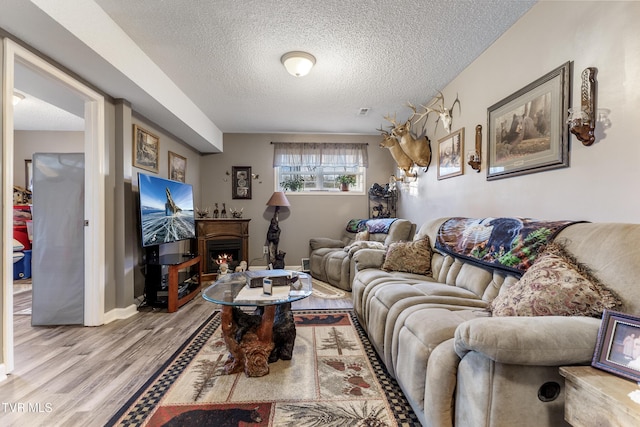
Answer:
311, 278, 348, 299
107, 309, 419, 426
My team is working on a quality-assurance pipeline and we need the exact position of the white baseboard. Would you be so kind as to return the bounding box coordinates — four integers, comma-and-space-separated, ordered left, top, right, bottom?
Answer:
103, 304, 138, 324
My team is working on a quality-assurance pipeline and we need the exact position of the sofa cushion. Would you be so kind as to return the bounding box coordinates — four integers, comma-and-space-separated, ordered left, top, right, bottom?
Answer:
382, 237, 432, 275
489, 243, 620, 317
355, 229, 370, 241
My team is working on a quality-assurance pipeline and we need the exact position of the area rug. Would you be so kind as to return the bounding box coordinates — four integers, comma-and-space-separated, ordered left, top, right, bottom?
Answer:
311, 278, 348, 299
107, 309, 419, 426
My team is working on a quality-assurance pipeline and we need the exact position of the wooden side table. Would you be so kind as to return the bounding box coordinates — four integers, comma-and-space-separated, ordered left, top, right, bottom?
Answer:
560, 366, 640, 427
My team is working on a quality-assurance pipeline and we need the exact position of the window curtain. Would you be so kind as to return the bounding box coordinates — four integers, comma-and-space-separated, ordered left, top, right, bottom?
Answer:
272, 142, 369, 168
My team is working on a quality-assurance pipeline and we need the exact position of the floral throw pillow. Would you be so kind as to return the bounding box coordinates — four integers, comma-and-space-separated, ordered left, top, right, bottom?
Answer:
490, 243, 620, 317
382, 237, 432, 275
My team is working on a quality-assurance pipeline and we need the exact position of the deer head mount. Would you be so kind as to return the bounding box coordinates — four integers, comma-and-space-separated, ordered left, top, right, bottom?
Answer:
377, 127, 417, 178
410, 91, 461, 134
382, 113, 432, 169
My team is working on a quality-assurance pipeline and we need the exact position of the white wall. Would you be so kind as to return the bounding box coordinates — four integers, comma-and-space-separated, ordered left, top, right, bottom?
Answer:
399, 1, 640, 226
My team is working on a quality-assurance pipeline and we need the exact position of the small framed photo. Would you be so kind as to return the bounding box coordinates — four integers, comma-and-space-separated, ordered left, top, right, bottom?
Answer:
437, 128, 464, 180
487, 61, 570, 181
133, 125, 160, 173
168, 151, 187, 182
301, 258, 310, 273
232, 166, 252, 199
592, 309, 640, 382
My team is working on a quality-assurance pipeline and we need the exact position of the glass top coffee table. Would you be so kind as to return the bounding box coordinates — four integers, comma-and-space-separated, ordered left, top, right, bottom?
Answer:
202, 270, 312, 377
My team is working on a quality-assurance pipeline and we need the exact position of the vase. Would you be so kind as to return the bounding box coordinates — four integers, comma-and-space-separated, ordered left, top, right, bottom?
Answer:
341, 183, 349, 191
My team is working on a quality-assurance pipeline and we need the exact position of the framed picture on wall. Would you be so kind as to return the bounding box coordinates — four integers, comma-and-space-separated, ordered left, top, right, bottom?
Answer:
168, 151, 187, 182
232, 166, 252, 199
487, 61, 570, 181
133, 124, 160, 173
25, 159, 33, 191
437, 128, 464, 180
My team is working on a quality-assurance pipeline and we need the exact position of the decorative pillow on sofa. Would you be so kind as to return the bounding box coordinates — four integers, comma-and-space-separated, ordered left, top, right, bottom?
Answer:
489, 242, 620, 317
382, 237, 432, 275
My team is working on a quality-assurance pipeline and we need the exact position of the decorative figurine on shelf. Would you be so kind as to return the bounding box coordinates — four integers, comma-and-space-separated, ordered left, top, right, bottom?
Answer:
221, 203, 227, 218
230, 207, 243, 218
195, 206, 210, 218
213, 203, 219, 218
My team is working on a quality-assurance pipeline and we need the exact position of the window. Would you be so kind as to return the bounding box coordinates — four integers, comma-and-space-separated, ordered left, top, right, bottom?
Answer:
273, 142, 368, 193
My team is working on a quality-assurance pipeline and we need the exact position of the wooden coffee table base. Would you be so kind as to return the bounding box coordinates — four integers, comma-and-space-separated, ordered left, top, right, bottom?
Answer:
220, 304, 296, 377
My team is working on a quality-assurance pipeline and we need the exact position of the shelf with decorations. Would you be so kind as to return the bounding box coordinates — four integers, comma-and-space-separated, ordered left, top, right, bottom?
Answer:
368, 182, 397, 219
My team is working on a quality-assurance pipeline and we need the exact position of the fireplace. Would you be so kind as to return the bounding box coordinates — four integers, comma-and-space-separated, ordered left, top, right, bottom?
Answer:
196, 218, 250, 281
207, 238, 242, 272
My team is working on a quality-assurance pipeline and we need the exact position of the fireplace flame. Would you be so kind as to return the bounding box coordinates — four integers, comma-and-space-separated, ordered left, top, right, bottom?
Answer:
215, 253, 233, 265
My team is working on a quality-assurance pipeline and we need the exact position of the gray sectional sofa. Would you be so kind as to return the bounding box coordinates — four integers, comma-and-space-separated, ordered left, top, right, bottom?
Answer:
351, 216, 640, 427
309, 218, 414, 291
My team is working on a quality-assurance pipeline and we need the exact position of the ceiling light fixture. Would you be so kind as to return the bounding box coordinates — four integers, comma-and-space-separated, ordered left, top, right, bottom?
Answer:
281, 51, 316, 77
13, 92, 25, 106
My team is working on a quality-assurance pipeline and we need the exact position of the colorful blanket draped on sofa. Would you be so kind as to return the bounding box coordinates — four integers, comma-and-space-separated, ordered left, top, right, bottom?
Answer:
435, 217, 584, 275
346, 218, 398, 234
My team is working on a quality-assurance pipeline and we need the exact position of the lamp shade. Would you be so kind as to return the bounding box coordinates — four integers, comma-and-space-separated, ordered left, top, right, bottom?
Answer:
266, 191, 291, 207
281, 51, 316, 77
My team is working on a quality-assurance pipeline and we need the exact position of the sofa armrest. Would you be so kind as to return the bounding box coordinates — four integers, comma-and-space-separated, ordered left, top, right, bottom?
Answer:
454, 316, 602, 365
352, 248, 386, 270
309, 237, 345, 250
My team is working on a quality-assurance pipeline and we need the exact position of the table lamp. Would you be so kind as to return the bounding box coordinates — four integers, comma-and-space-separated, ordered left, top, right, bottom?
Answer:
265, 191, 290, 267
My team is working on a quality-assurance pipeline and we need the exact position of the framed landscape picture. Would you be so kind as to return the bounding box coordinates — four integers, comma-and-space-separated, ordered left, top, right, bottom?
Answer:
133, 125, 160, 173
168, 151, 187, 182
437, 128, 464, 180
232, 166, 252, 199
487, 61, 570, 181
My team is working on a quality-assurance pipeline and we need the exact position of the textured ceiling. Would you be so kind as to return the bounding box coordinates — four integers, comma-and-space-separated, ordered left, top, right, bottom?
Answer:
5, 0, 536, 142
93, 0, 535, 135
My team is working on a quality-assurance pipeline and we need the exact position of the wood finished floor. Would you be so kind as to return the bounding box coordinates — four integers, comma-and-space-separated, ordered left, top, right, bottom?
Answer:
1, 284, 352, 427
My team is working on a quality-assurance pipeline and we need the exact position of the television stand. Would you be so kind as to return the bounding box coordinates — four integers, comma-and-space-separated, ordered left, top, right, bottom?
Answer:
145, 252, 201, 313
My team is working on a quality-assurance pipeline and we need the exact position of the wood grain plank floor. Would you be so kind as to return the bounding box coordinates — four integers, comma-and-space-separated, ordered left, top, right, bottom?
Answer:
0, 284, 352, 426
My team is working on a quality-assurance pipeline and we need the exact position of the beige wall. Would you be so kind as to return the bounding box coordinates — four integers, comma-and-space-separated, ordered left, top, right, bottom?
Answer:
399, 1, 640, 226
129, 115, 202, 296
200, 133, 395, 266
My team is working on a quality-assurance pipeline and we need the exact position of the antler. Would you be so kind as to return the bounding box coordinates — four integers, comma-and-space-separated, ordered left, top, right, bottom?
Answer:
383, 112, 399, 128
406, 102, 431, 125
419, 91, 445, 115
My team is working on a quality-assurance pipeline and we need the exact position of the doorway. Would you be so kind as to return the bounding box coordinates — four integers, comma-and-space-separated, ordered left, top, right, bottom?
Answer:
2, 38, 106, 375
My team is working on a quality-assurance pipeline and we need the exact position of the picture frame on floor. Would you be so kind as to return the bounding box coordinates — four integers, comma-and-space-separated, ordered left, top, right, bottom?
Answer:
301, 258, 310, 273
592, 309, 640, 382
487, 61, 570, 181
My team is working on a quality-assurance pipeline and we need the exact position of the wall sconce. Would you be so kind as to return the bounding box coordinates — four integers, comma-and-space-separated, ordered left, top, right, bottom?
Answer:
567, 67, 597, 146
467, 124, 482, 172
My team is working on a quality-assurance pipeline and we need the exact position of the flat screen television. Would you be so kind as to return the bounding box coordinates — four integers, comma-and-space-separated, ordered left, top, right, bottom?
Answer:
137, 172, 196, 247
